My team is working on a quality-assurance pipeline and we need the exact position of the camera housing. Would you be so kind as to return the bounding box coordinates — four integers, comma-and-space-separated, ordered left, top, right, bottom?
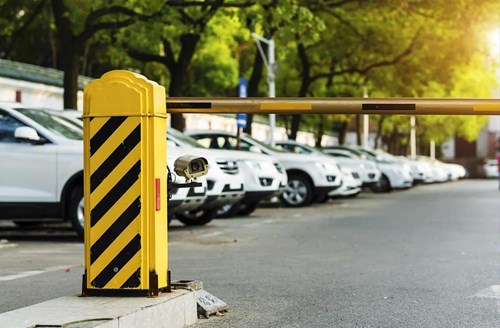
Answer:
174, 155, 209, 180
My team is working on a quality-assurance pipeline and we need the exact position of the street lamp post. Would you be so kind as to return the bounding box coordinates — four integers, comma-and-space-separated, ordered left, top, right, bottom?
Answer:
362, 86, 369, 147
251, 33, 276, 146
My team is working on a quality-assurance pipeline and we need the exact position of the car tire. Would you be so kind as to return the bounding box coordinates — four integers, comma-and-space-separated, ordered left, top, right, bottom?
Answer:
281, 173, 313, 207
216, 202, 242, 218
176, 208, 217, 226
68, 184, 84, 238
371, 175, 392, 193
313, 192, 329, 203
237, 201, 259, 216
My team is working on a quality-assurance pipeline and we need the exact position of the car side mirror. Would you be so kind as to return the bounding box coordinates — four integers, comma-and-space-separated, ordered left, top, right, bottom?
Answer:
14, 126, 40, 143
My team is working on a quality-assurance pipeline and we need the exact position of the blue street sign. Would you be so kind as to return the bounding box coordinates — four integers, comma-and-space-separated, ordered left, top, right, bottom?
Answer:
237, 77, 248, 129
238, 77, 248, 98
237, 113, 247, 129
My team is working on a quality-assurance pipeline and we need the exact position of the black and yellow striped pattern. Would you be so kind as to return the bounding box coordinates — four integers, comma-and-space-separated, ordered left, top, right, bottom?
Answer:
88, 116, 144, 290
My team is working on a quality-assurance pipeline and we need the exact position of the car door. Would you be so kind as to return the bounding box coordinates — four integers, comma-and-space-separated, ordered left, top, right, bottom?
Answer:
0, 110, 57, 202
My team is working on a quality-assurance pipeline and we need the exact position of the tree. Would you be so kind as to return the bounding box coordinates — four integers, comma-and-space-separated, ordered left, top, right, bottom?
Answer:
49, 0, 166, 109
0, 0, 54, 66
125, 0, 254, 130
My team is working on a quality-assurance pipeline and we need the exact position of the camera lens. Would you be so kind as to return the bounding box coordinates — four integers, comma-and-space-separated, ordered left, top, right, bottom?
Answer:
190, 161, 200, 172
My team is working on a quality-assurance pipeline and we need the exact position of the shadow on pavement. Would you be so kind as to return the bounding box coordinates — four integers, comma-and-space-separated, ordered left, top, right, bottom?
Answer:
0, 221, 81, 242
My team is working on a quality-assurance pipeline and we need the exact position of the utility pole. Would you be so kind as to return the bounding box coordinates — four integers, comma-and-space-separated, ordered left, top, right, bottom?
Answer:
362, 86, 369, 147
251, 33, 276, 145
410, 116, 416, 158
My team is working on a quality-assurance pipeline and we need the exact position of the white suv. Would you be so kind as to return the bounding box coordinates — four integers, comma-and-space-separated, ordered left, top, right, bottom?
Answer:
275, 140, 381, 188
169, 128, 287, 217
0, 104, 85, 235
167, 132, 246, 223
187, 131, 343, 207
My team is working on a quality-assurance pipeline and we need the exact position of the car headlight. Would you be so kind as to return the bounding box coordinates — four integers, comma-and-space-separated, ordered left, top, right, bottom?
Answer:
245, 160, 263, 170
340, 166, 353, 175
315, 162, 335, 171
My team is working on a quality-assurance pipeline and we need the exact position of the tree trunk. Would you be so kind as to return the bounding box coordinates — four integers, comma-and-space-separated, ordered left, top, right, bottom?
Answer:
355, 115, 362, 145
168, 33, 200, 131
62, 47, 80, 109
244, 44, 266, 135
374, 116, 386, 148
289, 115, 301, 140
315, 120, 324, 147
335, 122, 348, 145
289, 42, 311, 141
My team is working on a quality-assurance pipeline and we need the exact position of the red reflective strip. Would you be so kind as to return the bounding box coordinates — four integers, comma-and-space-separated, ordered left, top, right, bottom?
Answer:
155, 178, 161, 211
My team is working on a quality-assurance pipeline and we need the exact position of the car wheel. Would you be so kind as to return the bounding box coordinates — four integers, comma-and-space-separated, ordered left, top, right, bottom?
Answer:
68, 184, 84, 238
237, 201, 259, 216
371, 175, 392, 193
313, 192, 329, 203
281, 173, 313, 207
216, 202, 242, 218
176, 208, 217, 226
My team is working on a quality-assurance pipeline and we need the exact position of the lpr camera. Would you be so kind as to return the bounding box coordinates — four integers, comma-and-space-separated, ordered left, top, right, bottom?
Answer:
174, 155, 209, 180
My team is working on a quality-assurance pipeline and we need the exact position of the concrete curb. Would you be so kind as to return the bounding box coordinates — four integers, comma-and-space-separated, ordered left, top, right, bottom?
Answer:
0, 289, 197, 328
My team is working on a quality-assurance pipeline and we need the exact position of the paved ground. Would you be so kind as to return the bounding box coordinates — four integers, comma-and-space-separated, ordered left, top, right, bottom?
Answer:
0, 180, 499, 327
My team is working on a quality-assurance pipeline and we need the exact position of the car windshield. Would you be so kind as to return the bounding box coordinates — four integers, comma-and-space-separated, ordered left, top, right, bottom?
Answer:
15, 108, 83, 140
244, 134, 286, 153
52, 113, 83, 129
168, 128, 204, 147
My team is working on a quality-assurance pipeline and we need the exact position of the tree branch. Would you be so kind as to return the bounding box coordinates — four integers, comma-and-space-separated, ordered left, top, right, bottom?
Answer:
166, 0, 256, 8
125, 46, 168, 66
310, 29, 422, 82
3, 0, 48, 58
162, 39, 176, 72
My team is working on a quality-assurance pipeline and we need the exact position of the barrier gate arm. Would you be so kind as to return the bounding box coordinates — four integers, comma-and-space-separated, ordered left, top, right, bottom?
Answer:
166, 97, 500, 115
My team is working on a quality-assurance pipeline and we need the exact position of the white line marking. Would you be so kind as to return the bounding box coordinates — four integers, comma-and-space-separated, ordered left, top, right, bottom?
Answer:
0, 265, 77, 281
472, 285, 500, 299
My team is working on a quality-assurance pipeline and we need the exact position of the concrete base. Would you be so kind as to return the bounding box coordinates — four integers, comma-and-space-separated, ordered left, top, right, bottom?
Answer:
0, 289, 197, 328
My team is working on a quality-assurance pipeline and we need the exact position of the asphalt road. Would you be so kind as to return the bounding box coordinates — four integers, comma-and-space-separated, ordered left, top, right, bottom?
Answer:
0, 179, 498, 327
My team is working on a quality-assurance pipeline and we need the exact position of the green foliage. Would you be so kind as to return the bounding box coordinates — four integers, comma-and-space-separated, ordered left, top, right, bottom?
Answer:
185, 11, 241, 96
1, 0, 498, 150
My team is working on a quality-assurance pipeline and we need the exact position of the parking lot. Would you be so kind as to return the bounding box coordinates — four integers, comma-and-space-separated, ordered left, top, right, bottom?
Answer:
1, 179, 498, 327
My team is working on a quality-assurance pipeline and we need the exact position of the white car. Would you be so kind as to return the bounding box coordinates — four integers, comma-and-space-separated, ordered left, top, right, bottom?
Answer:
398, 156, 435, 184
323, 146, 413, 192
0, 104, 85, 235
187, 131, 343, 207
415, 156, 465, 182
169, 128, 287, 217
275, 140, 381, 189
328, 166, 363, 198
483, 159, 499, 178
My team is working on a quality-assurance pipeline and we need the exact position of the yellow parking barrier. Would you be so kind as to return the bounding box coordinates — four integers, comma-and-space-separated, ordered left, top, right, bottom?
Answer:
82, 70, 168, 296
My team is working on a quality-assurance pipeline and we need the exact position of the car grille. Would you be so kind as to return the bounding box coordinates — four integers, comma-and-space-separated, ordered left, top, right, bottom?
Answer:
217, 160, 239, 174
274, 162, 284, 173
352, 172, 360, 179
